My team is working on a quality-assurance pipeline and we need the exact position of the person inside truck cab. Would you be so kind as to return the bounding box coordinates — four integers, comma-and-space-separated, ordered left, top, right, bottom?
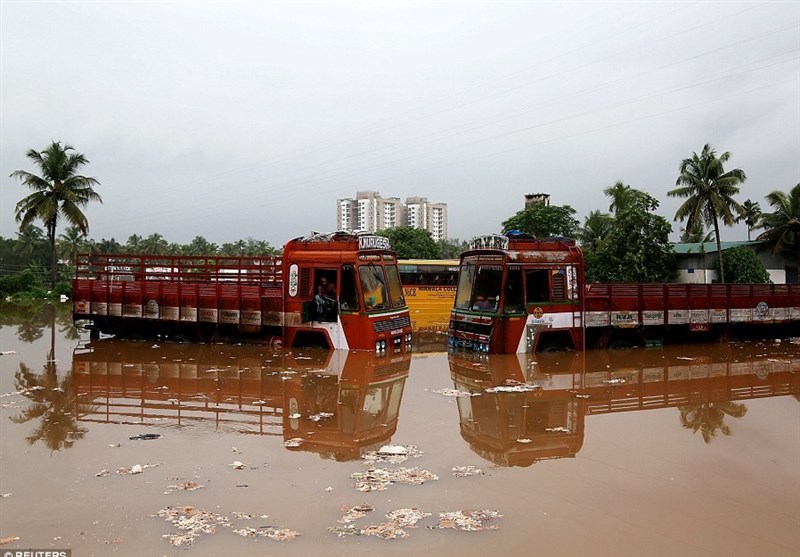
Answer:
314, 276, 338, 322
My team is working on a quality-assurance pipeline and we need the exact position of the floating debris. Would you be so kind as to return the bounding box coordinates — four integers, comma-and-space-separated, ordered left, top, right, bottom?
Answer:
230, 511, 257, 520
516, 438, 532, 444
233, 527, 301, 541
165, 481, 204, 494
116, 463, 161, 475
431, 388, 476, 398
363, 522, 409, 539
338, 504, 375, 523
603, 377, 628, 385
152, 505, 232, 546
331, 507, 429, 540
287, 413, 302, 419
328, 524, 363, 538
96, 469, 111, 477
452, 466, 484, 477
545, 426, 571, 433
230, 461, 246, 470
284, 438, 304, 448
385, 508, 431, 527
129, 433, 162, 441
362, 445, 423, 465
485, 384, 541, 393
351, 467, 438, 492
431, 509, 503, 531
573, 393, 591, 399
0, 536, 20, 545
0, 493, 11, 498
309, 411, 334, 422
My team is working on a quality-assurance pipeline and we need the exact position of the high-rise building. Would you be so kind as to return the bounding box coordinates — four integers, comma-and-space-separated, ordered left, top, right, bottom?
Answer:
335, 191, 448, 240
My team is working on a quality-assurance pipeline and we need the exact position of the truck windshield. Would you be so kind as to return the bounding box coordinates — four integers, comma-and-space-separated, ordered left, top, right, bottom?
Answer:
359, 264, 389, 311
455, 263, 476, 309
471, 265, 503, 311
384, 265, 406, 308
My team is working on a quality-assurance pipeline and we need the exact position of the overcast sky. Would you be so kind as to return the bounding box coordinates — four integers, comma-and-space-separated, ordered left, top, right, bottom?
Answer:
1, 1, 798, 249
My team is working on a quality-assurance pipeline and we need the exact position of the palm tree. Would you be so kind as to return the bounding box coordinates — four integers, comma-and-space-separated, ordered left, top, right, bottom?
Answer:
14, 223, 46, 257
679, 402, 747, 443
736, 199, 762, 241
12, 141, 102, 288
604, 181, 636, 214
125, 234, 144, 253
668, 144, 746, 283
57, 225, 88, 263
679, 221, 714, 243
577, 210, 613, 251
756, 183, 800, 264
141, 233, 169, 255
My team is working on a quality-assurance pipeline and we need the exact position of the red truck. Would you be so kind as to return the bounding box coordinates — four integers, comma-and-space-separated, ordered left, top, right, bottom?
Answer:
448, 233, 800, 353
73, 232, 413, 351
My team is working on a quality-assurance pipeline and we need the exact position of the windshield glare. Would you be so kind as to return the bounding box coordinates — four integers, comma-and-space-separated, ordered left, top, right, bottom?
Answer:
359, 265, 389, 311
455, 263, 476, 309
384, 265, 405, 308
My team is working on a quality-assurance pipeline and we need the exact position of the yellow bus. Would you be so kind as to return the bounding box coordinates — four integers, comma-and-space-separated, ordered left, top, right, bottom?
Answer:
398, 259, 459, 331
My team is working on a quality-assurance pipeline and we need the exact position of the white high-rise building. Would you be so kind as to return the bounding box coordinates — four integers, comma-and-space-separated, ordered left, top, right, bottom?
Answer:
335, 192, 448, 240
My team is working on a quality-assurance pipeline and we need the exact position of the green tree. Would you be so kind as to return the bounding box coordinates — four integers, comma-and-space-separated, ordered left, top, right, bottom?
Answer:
668, 143, 746, 283
125, 234, 144, 253
679, 221, 714, 243
501, 204, 578, 238
436, 238, 468, 259
376, 226, 439, 259
718, 246, 770, 284
585, 191, 676, 283
756, 183, 800, 263
679, 402, 747, 444
577, 210, 613, 252
140, 233, 169, 255
57, 226, 89, 263
91, 238, 122, 254
11, 141, 102, 288
603, 181, 648, 214
736, 199, 762, 241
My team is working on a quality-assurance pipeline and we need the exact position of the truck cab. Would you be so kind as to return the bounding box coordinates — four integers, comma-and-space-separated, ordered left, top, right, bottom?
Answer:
448, 233, 585, 353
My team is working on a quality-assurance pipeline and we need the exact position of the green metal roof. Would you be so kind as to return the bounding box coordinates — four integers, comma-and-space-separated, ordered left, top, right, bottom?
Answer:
672, 240, 762, 254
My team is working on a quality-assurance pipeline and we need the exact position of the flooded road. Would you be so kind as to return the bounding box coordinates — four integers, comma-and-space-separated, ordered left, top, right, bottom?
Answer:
1, 303, 798, 557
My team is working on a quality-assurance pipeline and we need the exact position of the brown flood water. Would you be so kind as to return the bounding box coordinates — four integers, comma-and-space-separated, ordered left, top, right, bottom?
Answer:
0, 304, 798, 557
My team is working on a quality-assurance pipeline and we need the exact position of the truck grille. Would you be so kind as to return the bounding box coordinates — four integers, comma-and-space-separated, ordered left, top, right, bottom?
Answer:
373, 314, 411, 333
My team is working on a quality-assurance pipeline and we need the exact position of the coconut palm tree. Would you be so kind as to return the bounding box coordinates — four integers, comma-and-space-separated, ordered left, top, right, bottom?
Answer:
57, 225, 89, 263
736, 199, 762, 241
679, 402, 747, 444
603, 181, 642, 214
12, 141, 102, 288
577, 210, 613, 251
140, 233, 169, 255
14, 223, 46, 257
679, 221, 714, 243
668, 144, 746, 283
756, 183, 800, 264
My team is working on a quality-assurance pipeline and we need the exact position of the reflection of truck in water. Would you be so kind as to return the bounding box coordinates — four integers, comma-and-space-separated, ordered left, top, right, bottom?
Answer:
73, 232, 413, 351
448, 345, 800, 467
448, 233, 800, 353
72, 340, 410, 461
